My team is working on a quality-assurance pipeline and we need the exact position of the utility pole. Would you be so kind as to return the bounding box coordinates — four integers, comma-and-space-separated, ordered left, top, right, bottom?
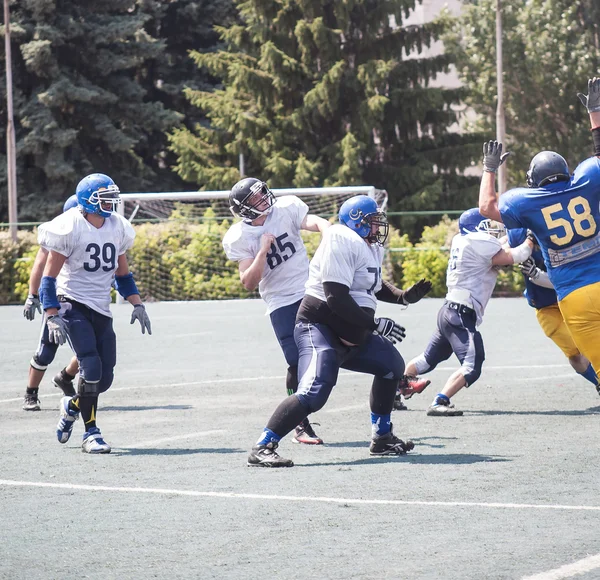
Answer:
4, 0, 17, 241
496, 0, 507, 194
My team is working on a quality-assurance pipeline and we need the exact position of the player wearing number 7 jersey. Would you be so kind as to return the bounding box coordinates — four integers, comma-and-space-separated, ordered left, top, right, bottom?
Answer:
222, 177, 331, 444
479, 77, 600, 384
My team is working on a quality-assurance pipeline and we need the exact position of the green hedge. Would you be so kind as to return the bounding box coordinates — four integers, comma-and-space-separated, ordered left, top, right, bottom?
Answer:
0, 212, 525, 304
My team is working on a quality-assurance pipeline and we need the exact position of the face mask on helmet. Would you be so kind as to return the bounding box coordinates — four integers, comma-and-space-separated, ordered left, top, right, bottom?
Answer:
476, 218, 506, 239
339, 195, 389, 246
76, 174, 121, 218
229, 178, 276, 222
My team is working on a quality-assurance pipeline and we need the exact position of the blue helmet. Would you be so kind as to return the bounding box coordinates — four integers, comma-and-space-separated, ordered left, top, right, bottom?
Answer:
526, 151, 569, 188
75, 173, 121, 218
339, 195, 389, 245
62, 194, 78, 213
458, 208, 505, 238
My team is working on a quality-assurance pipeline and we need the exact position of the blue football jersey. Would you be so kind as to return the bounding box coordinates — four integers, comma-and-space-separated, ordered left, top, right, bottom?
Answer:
499, 156, 600, 300
507, 228, 557, 309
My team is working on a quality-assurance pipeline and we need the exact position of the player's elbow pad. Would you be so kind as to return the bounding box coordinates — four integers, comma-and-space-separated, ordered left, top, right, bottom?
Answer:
510, 242, 532, 264
115, 273, 140, 299
40, 276, 60, 311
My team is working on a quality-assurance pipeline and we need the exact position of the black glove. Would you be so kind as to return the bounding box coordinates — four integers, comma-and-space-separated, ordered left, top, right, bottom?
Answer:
23, 294, 41, 321
526, 230, 538, 245
518, 257, 541, 280
374, 317, 406, 344
483, 140, 511, 173
577, 77, 600, 113
130, 304, 152, 335
402, 279, 432, 304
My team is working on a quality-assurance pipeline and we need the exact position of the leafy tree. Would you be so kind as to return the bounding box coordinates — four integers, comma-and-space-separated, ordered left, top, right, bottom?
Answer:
169, 0, 483, 236
0, 0, 181, 222
442, 0, 600, 185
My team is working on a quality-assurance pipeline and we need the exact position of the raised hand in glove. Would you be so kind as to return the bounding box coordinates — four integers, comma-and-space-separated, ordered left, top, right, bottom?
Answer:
577, 77, 600, 113
130, 304, 152, 335
402, 279, 433, 304
374, 317, 406, 344
483, 140, 511, 173
23, 294, 41, 321
47, 314, 68, 345
518, 257, 541, 280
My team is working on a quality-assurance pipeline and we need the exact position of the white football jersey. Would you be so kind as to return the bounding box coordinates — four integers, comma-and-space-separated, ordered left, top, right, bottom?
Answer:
38, 208, 136, 317
445, 232, 502, 325
222, 195, 310, 314
305, 224, 384, 311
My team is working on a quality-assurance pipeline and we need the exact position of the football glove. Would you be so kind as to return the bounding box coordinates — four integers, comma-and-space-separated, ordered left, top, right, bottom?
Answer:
374, 317, 406, 344
402, 279, 433, 304
518, 257, 541, 280
23, 294, 41, 321
483, 140, 511, 173
131, 304, 152, 335
47, 315, 68, 345
577, 77, 600, 113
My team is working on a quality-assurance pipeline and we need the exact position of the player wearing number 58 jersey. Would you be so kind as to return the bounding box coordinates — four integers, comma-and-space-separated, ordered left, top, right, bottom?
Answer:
479, 76, 600, 386
38, 173, 152, 454
222, 177, 330, 444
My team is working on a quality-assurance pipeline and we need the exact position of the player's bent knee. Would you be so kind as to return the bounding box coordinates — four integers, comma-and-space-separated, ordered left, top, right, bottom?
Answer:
78, 377, 99, 396
414, 353, 434, 375
78, 355, 102, 383
462, 366, 482, 386
296, 391, 329, 414
30, 355, 49, 371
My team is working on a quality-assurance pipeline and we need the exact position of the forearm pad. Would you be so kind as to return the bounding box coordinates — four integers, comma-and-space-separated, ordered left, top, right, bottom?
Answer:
530, 270, 554, 289
376, 280, 405, 305
509, 241, 533, 264
40, 276, 60, 311
323, 282, 377, 331
115, 273, 140, 299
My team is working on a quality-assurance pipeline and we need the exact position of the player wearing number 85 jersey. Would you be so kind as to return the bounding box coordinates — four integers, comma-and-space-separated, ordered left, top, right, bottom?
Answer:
222, 177, 330, 444
479, 76, 600, 386
38, 173, 152, 454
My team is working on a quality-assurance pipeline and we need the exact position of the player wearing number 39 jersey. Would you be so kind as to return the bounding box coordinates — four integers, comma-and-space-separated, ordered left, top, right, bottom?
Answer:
38, 173, 152, 454
480, 76, 600, 387
222, 177, 330, 445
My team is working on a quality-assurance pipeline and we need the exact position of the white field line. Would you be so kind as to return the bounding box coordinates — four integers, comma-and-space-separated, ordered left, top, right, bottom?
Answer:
522, 553, 600, 580
1, 479, 600, 513
127, 429, 226, 448
0, 364, 573, 405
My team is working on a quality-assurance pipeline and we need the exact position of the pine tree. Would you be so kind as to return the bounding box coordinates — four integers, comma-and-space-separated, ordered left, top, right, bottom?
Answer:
0, 0, 181, 221
169, 0, 482, 229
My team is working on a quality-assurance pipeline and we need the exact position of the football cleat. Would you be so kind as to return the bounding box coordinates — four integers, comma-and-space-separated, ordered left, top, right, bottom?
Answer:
247, 442, 294, 467
393, 394, 407, 411
292, 419, 323, 445
399, 375, 431, 400
427, 398, 463, 417
56, 396, 80, 443
370, 426, 414, 456
52, 372, 76, 397
82, 427, 111, 454
23, 391, 41, 411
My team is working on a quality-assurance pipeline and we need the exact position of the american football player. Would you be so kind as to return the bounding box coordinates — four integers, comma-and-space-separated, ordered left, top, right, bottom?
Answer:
22, 194, 81, 411
479, 76, 600, 389
402, 208, 533, 416
222, 177, 330, 445
38, 173, 151, 454
247, 195, 431, 467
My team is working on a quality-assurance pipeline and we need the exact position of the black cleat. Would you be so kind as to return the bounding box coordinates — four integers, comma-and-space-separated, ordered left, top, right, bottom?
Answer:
370, 426, 414, 456
23, 392, 41, 411
393, 394, 407, 411
52, 372, 76, 397
248, 442, 294, 467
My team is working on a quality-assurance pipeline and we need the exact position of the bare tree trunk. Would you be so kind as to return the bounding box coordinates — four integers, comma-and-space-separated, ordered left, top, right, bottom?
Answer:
496, 0, 507, 194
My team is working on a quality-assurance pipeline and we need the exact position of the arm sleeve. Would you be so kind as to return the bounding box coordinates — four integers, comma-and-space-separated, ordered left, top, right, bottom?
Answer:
222, 230, 254, 262
290, 196, 309, 229
530, 271, 554, 289
118, 217, 136, 254
498, 193, 524, 230
37, 217, 75, 257
506, 228, 527, 248
375, 280, 404, 304
323, 282, 377, 331
319, 230, 356, 286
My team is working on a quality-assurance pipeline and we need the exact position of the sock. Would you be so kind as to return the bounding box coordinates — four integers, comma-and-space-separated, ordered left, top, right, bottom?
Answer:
61, 368, 76, 381
371, 412, 391, 437
256, 428, 281, 446
69, 396, 80, 413
79, 396, 98, 432
434, 393, 450, 405
578, 364, 598, 387
26, 387, 38, 395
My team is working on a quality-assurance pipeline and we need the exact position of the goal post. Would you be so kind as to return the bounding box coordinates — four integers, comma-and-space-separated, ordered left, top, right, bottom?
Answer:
116, 186, 388, 302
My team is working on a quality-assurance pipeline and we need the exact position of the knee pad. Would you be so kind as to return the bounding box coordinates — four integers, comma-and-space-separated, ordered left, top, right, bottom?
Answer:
30, 344, 59, 370
296, 390, 329, 414
79, 355, 102, 383
98, 370, 114, 394
30, 355, 49, 372
78, 377, 99, 396
462, 365, 482, 387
